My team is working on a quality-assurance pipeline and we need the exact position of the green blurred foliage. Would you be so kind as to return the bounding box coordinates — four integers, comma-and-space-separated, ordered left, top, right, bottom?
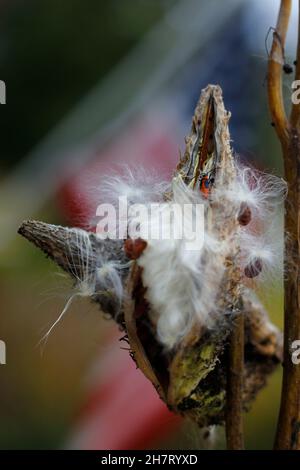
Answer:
0, 0, 175, 168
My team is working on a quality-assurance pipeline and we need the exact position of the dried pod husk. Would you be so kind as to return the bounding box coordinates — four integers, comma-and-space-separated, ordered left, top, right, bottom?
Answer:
123, 260, 281, 427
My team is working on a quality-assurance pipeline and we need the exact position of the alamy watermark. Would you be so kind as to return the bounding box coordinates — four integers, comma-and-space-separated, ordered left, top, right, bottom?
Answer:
291, 340, 300, 365
0, 340, 6, 365
291, 81, 300, 104
95, 197, 205, 251
0, 80, 6, 104
0, 79, 6, 363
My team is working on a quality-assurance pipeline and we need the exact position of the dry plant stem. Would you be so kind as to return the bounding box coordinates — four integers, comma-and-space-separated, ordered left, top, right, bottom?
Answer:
267, 0, 291, 140
225, 314, 245, 450
290, 0, 300, 127
277, 132, 300, 450
267, 0, 300, 450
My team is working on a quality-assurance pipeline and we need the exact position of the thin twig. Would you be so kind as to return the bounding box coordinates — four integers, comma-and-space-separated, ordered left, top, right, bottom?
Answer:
267, 0, 300, 450
225, 313, 245, 450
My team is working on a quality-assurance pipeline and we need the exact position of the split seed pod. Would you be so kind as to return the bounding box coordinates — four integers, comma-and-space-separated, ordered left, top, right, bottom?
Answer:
18, 85, 283, 429
120, 85, 282, 426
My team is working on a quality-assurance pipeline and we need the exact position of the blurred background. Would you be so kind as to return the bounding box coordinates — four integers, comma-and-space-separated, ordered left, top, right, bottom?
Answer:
0, 0, 296, 449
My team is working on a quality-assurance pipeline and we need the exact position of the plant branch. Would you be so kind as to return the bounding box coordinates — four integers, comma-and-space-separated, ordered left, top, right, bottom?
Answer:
290, 0, 300, 128
267, 0, 300, 450
267, 0, 291, 144
225, 313, 245, 450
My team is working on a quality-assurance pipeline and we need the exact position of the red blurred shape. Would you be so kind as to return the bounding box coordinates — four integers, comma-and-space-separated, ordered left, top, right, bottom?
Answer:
68, 333, 182, 450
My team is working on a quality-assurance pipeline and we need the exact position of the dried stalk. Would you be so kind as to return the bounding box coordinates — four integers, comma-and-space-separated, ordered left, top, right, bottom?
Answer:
225, 313, 245, 450
267, 0, 300, 450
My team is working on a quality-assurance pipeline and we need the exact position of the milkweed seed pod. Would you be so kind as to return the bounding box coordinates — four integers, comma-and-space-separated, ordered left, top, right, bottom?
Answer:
19, 85, 284, 428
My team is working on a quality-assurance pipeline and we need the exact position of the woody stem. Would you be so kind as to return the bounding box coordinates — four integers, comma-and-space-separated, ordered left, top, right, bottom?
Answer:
225, 313, 245, 450
267, 0, 300, 450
